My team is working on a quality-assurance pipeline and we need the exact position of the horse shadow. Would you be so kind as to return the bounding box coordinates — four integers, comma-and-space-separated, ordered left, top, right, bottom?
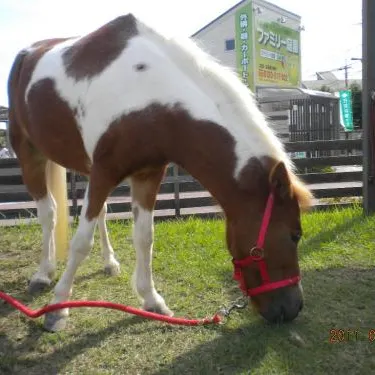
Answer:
150, 266, 375, 375
0, 315, 146, 375
150, 212, 375, 374
0, 268, 110, 319
0, 277, 38, 318
1, 265, 374, 374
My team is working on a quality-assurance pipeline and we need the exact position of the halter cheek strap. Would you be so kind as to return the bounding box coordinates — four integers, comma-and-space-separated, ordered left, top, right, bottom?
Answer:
232, 191, 301, 297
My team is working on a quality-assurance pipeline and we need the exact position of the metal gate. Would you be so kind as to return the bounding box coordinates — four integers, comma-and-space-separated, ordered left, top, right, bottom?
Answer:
289, 97, 340, 157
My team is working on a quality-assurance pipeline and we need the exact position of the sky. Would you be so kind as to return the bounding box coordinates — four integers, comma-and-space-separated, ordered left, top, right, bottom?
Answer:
0, 0, 362, 107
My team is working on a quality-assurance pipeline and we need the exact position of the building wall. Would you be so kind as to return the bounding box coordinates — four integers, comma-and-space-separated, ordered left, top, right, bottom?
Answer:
192, 3, 240, 70
192, 0, 301, 74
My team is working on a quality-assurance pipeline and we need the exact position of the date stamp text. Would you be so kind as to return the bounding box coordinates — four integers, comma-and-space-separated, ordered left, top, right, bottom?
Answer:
329, 328, 375, 343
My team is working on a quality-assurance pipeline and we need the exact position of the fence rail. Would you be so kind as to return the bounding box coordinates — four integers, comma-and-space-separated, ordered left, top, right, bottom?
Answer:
0, 139, 363, 224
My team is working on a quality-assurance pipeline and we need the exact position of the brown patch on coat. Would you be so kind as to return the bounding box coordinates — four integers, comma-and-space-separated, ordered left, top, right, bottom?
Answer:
7, 38, 83, 199
26, 78, 91, 174
83, 103, 241, 219
63, 14, 139, 81
125, 167, 168, 225
8, 38, 72, 136
131, 167, 168, 211
8, 36, 92, 176
86, 102, 310, 220
31, 38, 74, 48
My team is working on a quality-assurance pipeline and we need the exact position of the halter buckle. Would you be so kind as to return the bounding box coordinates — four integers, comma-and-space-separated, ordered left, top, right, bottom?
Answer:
249, 246, 264, 260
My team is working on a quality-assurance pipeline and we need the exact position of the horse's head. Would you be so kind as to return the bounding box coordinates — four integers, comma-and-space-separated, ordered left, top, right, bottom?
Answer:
227, 156, 312, 324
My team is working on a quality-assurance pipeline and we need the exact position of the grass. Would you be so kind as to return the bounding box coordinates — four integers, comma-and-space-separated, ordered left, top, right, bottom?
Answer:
1, 205, 375, 374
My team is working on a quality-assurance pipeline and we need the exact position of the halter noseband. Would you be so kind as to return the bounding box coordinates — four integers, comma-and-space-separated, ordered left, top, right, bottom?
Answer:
232, 190, 301, 297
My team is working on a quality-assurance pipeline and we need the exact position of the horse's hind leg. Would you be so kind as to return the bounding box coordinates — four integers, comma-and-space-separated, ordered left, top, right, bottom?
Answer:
29, 189, 57, 293
12, 140, 57, 294
98, 202, 120, 276
130, 167, 173, 316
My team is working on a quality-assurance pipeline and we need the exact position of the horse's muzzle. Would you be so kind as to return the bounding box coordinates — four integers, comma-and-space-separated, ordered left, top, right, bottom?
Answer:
258, 284, 304, 324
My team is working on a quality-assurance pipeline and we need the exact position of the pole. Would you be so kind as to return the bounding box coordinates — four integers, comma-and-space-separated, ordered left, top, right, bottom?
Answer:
173, 164, 180, 217
70, 170, 78, 220
345, 62, 349, 88
362, 0, 375, 214
338, 63, 351, 88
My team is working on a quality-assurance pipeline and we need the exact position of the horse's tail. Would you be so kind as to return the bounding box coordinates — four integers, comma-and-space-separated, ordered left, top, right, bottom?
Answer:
46, 161, 70, 260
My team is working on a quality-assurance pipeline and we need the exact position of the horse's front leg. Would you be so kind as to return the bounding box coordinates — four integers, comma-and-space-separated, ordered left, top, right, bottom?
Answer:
44, 173, 114, 332
130, 168, 173, 316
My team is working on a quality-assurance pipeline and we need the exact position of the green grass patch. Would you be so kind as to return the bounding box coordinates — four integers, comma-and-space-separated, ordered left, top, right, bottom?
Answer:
1, 206, 375, 374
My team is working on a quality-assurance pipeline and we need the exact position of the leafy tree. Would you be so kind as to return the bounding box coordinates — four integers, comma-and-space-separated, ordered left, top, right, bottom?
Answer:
319, 85, 333, 93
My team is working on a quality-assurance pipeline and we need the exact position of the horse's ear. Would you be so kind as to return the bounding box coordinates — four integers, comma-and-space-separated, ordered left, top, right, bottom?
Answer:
269, 161, 292, 199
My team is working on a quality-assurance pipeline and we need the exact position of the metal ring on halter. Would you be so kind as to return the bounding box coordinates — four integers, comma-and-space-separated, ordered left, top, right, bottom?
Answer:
249, 246, 264, 260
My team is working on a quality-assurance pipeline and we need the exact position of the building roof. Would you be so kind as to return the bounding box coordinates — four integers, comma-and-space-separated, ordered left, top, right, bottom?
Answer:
315, 71, 339, 81
191, 0, 301, 37
302, 79, 362, 92
256, 87, 338, 103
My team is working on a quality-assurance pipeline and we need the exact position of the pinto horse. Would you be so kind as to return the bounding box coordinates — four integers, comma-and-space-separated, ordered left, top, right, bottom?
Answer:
7, 14, 312, 331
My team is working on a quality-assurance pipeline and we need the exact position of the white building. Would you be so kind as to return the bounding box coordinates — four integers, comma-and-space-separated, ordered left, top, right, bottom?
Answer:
191, 1, 341, 143
192, 0, 302, 92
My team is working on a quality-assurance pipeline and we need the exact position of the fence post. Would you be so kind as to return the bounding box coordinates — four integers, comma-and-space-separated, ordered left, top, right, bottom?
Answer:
70, 170, 78, 220
173, 164, 180, 217
4, 121, 15, 158
362, 0, 375, 215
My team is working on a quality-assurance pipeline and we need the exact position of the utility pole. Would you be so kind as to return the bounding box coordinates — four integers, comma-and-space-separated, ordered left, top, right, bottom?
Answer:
338, 61, 352, 88
362, 0, 375, 214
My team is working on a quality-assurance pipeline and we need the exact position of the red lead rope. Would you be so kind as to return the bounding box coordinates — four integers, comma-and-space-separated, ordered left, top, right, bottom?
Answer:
0, 291, 221, 326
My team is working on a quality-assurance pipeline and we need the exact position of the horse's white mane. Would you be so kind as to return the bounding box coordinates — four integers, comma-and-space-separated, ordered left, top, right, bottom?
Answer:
136, 17, 294, 173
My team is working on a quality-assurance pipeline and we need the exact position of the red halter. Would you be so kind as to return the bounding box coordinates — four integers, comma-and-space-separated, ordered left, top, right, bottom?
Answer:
232, 190, 301, 297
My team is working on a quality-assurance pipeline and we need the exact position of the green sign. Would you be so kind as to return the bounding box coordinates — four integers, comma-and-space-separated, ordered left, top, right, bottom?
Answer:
254, 18, 301, 87
339, 90, 354, 131
235, 3, 254, 91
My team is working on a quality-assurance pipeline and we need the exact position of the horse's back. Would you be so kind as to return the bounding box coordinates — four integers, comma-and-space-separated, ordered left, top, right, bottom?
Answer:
7, 13, 220, 172
7, 36, 91, 173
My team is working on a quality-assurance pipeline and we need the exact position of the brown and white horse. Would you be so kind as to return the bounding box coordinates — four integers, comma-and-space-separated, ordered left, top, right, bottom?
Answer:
7, 14, 312, 331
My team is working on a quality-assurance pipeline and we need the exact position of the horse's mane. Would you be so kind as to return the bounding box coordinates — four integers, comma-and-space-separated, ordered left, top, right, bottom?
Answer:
289, 174, 313, 210
136, 17, 313, 209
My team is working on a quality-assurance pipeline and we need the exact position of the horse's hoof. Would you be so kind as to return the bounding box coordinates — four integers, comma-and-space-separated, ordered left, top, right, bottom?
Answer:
27, 280, 51, 295
145, 305, 174, 317
104, 264, 120, 277
44, 312, 68, 332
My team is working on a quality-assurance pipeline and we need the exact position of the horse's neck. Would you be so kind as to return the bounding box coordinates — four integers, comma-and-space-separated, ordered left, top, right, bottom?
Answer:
151, 33, 288, 178
164, 110, 258, 216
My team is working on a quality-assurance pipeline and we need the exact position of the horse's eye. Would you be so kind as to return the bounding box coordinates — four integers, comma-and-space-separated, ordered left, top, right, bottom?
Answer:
291, 233, 301, 243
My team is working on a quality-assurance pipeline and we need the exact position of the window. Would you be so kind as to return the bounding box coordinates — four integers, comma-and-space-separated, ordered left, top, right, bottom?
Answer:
225, 39, 235, 51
